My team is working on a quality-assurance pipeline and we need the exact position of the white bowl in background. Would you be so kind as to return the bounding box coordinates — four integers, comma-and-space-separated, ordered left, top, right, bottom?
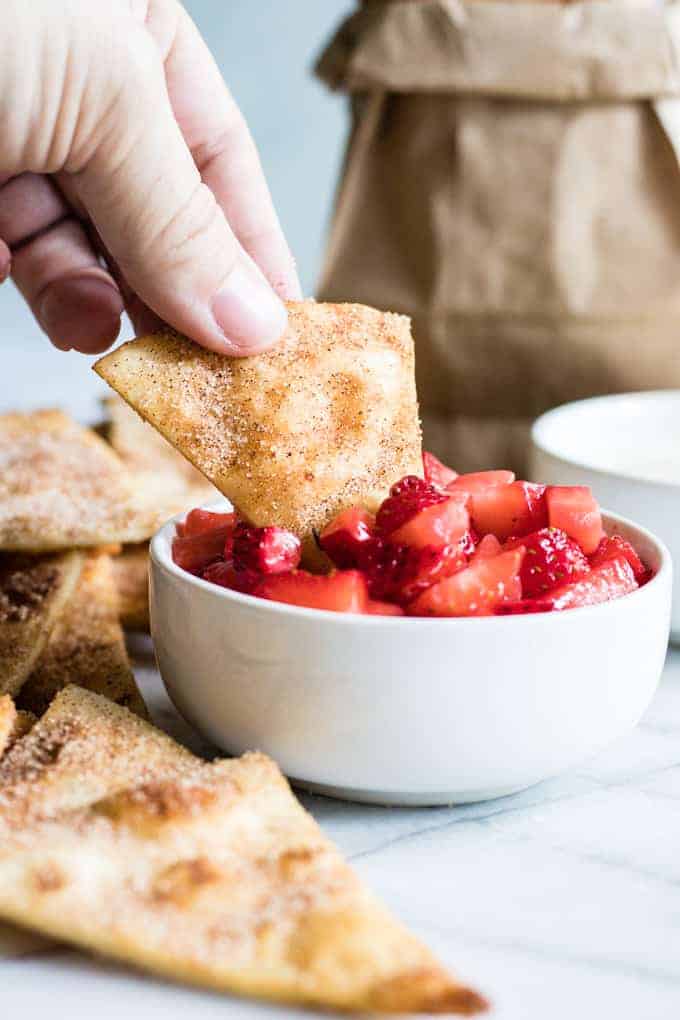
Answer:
150, 506, 671, 806
531, 391, 679, 641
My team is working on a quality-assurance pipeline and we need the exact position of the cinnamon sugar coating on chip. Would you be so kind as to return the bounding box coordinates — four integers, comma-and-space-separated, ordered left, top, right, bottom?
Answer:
0, 687, 485, 1014
18, 553, 147, 719
0, 551, 83, 700
0, 411, 170, 550
103, 395, 216, 502
95, 302, 423, 555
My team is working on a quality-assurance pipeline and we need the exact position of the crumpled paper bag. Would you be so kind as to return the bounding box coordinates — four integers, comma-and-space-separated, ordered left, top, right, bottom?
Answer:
316, 0, 680, 472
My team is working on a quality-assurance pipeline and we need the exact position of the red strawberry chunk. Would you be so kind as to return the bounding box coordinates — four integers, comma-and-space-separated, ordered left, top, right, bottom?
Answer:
177, 509, 236, 538
546, 486, 603, 555
254, 569, 368, 613
319, 507, 375, 568
548, 556, 637, 610
366, 600, 405, 616
470, 481, 548, 541
471, 534, 502, 562
448, 470, 515, 494
376, 476, 448, 535
590, 535, 646, 581
202, 560, 258, 593
172, 526, 233, 575
409, 548, 524, 617
506, 527, 590, 597
390, 493, 470, 550
232, 523, 301, 574
423, 451, 458, 489
361, 540, 467, 605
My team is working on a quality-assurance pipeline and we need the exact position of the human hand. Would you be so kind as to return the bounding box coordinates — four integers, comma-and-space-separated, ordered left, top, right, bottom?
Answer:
0, 0, 299, 355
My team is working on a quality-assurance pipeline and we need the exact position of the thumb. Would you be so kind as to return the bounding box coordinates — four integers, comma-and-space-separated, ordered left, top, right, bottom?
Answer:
74, 30, 287, 355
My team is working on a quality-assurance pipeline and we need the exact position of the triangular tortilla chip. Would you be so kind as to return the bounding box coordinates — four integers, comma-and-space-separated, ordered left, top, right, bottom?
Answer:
0, 550, 83, 698
103, 395, 217, 502
17, 553, 147, 718
94, 301, 423, 550
0, 687, 485, 1014
0, 410, 176, 551
111, 543, 150, 632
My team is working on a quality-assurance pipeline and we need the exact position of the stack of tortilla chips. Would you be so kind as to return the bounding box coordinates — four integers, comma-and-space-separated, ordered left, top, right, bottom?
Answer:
0, 399, 220, 738
0, 305, 486, 1012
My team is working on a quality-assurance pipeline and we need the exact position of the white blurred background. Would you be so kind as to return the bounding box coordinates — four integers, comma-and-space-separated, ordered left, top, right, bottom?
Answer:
0, 0, 353, 419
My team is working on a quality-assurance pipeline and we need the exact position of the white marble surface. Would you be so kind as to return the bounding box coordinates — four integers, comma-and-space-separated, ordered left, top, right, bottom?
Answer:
1, 642, 679, 1019
2, 289, 680, 1016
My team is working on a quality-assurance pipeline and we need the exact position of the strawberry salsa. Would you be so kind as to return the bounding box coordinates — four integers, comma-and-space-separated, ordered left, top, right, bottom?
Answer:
171, 453, 652, 617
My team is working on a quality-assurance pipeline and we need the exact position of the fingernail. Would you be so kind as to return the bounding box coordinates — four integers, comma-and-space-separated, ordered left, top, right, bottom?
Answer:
39, 276, 123, 354
212, 262, 288, 352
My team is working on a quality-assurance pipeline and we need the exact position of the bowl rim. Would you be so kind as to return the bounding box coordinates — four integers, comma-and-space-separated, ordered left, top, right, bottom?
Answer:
531, 389, 680, 491
150, 502, 672, 628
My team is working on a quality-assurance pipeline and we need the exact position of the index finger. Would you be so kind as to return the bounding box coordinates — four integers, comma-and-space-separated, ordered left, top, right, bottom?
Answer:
142, 1, 302, 301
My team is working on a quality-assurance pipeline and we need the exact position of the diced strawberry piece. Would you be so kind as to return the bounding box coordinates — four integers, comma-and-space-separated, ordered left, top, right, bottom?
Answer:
546, 486, 603, 555
448, 470, 515, 494
366, 600, 405, 616
172, 527, 233, 574
590, 535, 646, 581
471, 534, 502, 562
232, 523, 301, 574
376, 476, 448, 535
409, 549, 524, 617
505, 527, 590, 597
470, 481, 547, 541
202, 560, 258, 593
361, 540, 467, 605
548, 556, 637, 610
254, 569, 369, 613
423, 451, 458, 489
495, 599, 554, 616
389, 475, 436, 500
390, 493, 470, 550
177, 509, 236, 538
319, 507, 375, 568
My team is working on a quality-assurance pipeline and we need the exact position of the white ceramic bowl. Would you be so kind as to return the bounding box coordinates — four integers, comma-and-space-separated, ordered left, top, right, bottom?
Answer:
150, 505, 671, 806
531, 391, 680, 641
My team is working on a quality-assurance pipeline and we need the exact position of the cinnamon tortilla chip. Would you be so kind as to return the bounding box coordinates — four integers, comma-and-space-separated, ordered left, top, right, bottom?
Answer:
94, 301, 423, 552
104, 395, 217, 503
0, 410, 171, 551
0, 698, 43, 958
18, 553, 147, 718
0, 550, 83, 699
0, 687, 485, 1015
112, 544, 150, 632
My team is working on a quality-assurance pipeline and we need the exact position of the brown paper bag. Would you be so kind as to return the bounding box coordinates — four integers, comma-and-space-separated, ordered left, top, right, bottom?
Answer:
316, 0, 680, 472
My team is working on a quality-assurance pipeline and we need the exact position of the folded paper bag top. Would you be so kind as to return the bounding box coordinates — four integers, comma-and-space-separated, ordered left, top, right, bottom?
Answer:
318, 0, 680, 101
